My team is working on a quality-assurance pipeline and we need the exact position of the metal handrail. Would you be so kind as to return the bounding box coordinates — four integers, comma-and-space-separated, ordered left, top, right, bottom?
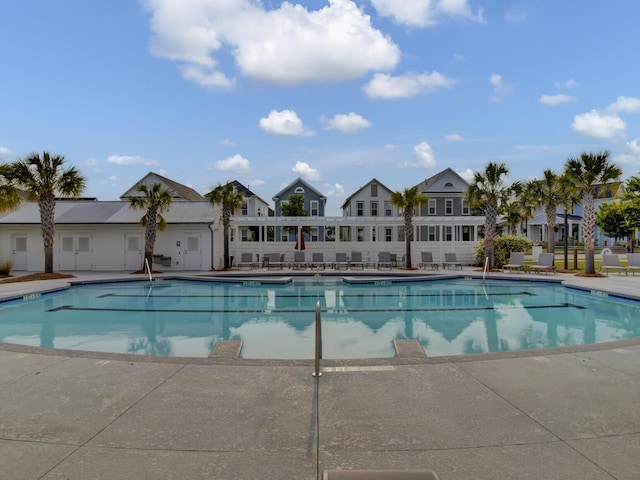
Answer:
144, 258, 153, 284
312, 301, 322, 377
482, 256, 489, 280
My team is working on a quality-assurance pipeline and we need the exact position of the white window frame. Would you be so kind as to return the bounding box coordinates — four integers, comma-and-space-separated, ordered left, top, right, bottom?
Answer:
462, 199, 470, 215
445, 199, 453, 215
370, 201, 378, 216
310, 200, 319, 216
384, 201, 392, 216
356, 201, 364, 216
428, 199, 436, 215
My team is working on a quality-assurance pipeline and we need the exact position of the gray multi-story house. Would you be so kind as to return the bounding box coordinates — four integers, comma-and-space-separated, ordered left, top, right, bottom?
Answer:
272, 178, 327, 242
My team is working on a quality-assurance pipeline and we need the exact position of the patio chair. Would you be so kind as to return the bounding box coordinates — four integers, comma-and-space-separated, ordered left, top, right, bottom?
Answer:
600, 254, 627, 276
292, 251, 307, 270
238, 252, 257, 270
310, 252, 326, 270
418, 251, 439, 270
266, 252, 284, 270
502, 252, 525, 274
443, 252, 462, 270
334, 252, 349, 270
377, 251, 393, 270
528, 253, 556, 275
350, 251, 365, 270
626, 253, 640, 276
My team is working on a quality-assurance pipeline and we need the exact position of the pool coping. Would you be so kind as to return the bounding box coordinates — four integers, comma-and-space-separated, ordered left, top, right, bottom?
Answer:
2, 269, 640, 366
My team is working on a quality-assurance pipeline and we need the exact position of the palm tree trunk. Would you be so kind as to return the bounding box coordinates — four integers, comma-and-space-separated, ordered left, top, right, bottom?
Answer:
484, 200, 497, 268
145, 209, 158, 270
545, 204, 557, 254
38, 194, 56, 273
223, 210, 231, 269
582, 191, 596, 274
404, 209, 413, 268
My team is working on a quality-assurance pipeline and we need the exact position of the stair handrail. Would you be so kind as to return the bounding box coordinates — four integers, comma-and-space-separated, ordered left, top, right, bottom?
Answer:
312, 301, 322, 377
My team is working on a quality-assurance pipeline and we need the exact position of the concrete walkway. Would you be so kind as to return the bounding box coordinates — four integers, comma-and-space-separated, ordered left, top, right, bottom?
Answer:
1, 269, 640, 479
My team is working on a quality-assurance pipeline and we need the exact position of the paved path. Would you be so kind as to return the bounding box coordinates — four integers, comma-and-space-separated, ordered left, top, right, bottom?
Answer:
1, 269, 640, 479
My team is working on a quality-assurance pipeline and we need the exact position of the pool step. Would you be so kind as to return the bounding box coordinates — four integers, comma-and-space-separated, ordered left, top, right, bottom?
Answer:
209, 340, 243, 358
393, 340, 427, 358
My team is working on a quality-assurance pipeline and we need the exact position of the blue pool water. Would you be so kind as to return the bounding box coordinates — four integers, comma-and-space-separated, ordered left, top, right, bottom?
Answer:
1, 278, 639, 359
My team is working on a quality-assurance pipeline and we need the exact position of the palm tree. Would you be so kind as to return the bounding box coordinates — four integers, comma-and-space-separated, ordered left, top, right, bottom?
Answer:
502, 181, 524, 235
0, 163, 23, 213
515, 178, 538, 239
466, 162, 510, 269
390, 186, 427, 269
206, 182, 244, 269
8, 152, 85, 273
530, 169, 564, 254
127, 182, 173, 271
564, 151, 622, 274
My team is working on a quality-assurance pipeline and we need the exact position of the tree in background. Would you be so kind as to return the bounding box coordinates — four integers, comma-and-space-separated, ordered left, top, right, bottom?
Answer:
390, 186, 428, 269
8, 152, 85, 273
127, 182, 173, 271
279, 193, 308, 235
0, 163, 23, 213
596, 202, 632, 244
564, 151, 622, 274
530, 169, 565, 254
206, 182, 244, 269
466, 162, 510, 269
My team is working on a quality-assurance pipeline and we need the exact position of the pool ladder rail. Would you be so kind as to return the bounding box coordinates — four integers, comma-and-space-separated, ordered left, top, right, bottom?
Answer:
313, 300, 322, 377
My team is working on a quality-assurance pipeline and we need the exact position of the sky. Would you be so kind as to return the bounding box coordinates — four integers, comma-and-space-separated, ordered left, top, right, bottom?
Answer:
2, 0, 640, 216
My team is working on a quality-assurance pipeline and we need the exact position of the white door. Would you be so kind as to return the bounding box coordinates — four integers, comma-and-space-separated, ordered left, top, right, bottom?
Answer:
125, 234, 143, 270
59, 234, 93, 271
183, 234, 202, 270
12, 235, 28, 270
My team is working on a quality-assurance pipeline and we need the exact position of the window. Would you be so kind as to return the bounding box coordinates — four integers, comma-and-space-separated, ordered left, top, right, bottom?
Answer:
384, 201, 392, 216
427, 225, 439, 241
444, 225, 452, 241
385, 227, 393, 242
357, 227, 364, 242
294, 187, 305, 194
371, 183, 378, 197
370, 201, 378, 216
462, 199, 470, 215
241, 201, 248, 216
311, 227, 319, 242
241, 228, 252, 241
428, 199, 436, 215
372, 226, 377, 242
444, 182, 454, 188
445, 199, 453, 215
356, 201, 364, 216
462, 225, 473, 241
310, 200, 319, 216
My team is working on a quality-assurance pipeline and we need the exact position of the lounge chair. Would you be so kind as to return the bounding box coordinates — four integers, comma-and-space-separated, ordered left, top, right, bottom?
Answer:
443, 252, 462, 270
334, 252, 349, 270
418, 252, 438, 270
350, 251, 365, 270
502, 252, 525, 274
292, 251, 307, 269
238, 252, 257, 270
600, 254, 627, 275
528, 252, 556, 275
377, 251, 393, 269
310, 252, 326, 270
266, 252, 284, 270
627, 253, 640, 276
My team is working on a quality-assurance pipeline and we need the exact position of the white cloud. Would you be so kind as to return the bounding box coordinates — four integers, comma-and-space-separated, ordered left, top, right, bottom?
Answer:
400, 141, 436, 168
106, 154, 158, 166
217, 139, 236, 147
323, 182, 345, 197
615, 138, 640, 165
456, 167, 475, 183
248, 179, 265, 187
608, 96, 640, 113
363, 71, 455, 99
554, 79, 577, 89
142, 0, 400, 87
214, 154, 251, 172
539, 94, 576, 106
259, 110, 315, 137
325, 113, 372, 133
572, 110, 626, 139
370, 0, 484, 28
86, 158, 98, 167
108, 175, 117, 182
292, 161, 320, 181
489, 73, 512, 102
444, 133, 463, 141
384, 144, 396, 150
0, 146, 12, 155
505, 6, 528, 25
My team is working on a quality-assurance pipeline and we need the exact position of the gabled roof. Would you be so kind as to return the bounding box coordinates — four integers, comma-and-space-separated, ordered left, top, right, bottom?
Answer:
229, 180, 273, 211
413, 167, 469, 194
272, 177, 327, 202
340, 178, 394, 209
595, 182, 624, 199
119, 172, 205, 201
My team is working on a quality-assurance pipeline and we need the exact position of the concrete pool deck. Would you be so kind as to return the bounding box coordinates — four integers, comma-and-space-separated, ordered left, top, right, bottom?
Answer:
1, 268, 640, 479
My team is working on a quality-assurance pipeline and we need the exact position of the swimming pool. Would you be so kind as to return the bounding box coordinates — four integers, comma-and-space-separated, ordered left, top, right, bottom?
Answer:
1, 277, 639, 359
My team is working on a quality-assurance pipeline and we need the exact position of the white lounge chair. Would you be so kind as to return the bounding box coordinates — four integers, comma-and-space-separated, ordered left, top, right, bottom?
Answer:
528, 253, 556, 275
292, 251, 307, 269
627, 253, 640, 276
443, 252, 462, 270
310, 252, 326, 270
599, 254, 627, 276
238, 252, 257, 270
266, 252, 284, 270
502, 252, 525, 273
418, 252, 439, 270
334, 252, 349, 270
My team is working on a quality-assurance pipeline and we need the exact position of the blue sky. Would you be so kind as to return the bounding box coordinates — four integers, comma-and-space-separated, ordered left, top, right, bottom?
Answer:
2, 0, 640, 215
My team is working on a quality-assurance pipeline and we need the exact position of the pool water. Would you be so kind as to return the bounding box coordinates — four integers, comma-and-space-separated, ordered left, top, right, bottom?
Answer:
1, 278, 639, 359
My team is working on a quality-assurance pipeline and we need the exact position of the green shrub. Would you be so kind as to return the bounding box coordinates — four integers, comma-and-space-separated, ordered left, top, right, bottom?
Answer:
473, 235, 534, 268
0, 261, 13, 275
